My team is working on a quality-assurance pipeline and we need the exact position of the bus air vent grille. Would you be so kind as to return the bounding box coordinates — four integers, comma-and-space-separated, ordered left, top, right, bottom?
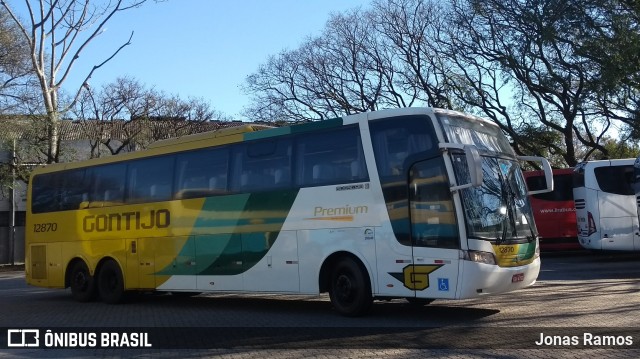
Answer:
31, 245, 47, 280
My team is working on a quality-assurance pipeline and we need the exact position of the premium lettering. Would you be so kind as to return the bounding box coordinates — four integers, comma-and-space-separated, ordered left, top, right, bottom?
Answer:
83, 209, 170, 232
314, 205, 368, 217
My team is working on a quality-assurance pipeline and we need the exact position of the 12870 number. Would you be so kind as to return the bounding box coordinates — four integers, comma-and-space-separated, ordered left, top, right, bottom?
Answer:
33, 223, 58, 232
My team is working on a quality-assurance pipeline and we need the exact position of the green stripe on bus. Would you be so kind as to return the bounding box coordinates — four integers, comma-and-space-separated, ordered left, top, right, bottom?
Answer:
243, 126, 293, 141
243, 117, 343, 141
157, 189, 299, 276
519, 242, 536, 260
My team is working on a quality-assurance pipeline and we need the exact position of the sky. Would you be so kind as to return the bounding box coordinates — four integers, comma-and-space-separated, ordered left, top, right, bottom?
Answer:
51, 0, 370, 121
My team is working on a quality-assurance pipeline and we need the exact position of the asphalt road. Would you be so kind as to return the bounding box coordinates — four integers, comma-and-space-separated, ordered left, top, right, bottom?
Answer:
0, 250, 639, 358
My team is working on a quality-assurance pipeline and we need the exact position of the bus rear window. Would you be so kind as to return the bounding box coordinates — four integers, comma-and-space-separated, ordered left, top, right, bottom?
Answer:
526, 174, 574, 201
595, 165, 634, 195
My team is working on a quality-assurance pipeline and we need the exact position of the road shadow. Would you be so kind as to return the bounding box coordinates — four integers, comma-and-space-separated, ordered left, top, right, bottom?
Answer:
539, 250, 640, 281
129, 292, 500, 325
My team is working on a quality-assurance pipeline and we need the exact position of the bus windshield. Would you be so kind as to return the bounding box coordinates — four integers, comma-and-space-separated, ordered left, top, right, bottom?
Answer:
438, 112, 536, 243
453, 155, 536, 242
438, 112, 513, 154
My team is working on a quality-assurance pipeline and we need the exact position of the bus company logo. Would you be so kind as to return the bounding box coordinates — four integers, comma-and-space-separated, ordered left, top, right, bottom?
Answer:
7, 329, 39, 347
82, 209, 170, 233
306, 205, 369, 222
389, 264, 443, 291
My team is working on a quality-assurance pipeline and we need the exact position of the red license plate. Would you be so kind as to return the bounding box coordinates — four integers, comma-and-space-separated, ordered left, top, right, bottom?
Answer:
512, 273, 524, 283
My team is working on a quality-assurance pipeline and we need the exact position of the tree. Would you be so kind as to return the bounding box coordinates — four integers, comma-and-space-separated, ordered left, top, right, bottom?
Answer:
243, 1, 460, 122
441, 0, 622, 166
243, 0, 638, 166
590, 137, 640, 160
71, 77, 230, 157
578, 0, 640, 141
371, 0, 460, 109
244, 7, 398, 122
0, 9, 34, 114
1, 0, 155, 164
440, 0, 640, 164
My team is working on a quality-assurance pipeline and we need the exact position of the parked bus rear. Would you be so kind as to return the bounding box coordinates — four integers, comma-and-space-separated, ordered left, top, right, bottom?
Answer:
524, 168, 580, 251
573, 159, 638, 251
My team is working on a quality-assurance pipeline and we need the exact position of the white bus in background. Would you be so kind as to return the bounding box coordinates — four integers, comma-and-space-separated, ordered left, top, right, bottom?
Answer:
573, 159, 639, 251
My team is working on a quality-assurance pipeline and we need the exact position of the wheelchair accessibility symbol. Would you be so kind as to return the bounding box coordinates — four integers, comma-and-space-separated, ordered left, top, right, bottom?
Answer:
437, 278, 449, 291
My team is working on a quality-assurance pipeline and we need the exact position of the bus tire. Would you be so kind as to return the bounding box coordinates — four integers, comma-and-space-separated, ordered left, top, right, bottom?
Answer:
329, 258, 372, 317
97, 260, 126, 304
70, 261, 96, 302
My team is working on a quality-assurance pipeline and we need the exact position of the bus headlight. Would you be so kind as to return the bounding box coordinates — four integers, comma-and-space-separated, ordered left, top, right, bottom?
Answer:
462, 250, 497, 265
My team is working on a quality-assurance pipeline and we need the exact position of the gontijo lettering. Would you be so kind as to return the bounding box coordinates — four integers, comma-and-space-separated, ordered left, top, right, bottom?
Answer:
82, 209, 170, 232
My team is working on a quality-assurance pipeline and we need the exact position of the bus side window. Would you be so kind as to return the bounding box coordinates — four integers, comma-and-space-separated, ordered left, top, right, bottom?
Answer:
127, 156, 175, 203
150, 184, 171, 200
104, 189, 123, 202
274, 168, 291, 186
209, 176, 226, 191
231, 138, 292, 192
239, 170, 274, 190
183, 176, 207, 190
370, 116, 436, 180
175, 147, 229, 198
595, 166, 635, 195
92, 163, 126, 205
59, 169, 91, 211
296, 125, 368, 187
31, 173, 62, 213
312, 164, 335, 184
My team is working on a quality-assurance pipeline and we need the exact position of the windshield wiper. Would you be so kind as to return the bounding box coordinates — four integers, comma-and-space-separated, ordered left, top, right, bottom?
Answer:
497, 172, 513, 244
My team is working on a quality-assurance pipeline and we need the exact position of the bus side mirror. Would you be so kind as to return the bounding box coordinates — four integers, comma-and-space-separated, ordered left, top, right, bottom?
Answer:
518, 156, 554, 195
634, 157, 640, 190
439, 143, 483, 191
465, 145, 482, 188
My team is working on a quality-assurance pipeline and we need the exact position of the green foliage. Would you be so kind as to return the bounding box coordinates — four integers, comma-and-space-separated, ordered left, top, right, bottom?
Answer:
243, 0, 639, 166
591, 137, 640, 160
514, 124, 568, 168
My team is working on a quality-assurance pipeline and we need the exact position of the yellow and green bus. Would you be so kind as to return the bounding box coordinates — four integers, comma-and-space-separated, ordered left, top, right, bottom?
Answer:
26, 108, 552, 316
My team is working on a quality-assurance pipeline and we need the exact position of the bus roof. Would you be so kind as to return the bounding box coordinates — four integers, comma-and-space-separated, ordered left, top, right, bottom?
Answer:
29, 107, 497, 176
147, 124, 274, 149
29, 118, 346, 175
574, 158, 636, 172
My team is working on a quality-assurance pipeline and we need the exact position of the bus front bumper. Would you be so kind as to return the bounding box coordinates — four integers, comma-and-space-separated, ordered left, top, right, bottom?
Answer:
457, 257, 541, 299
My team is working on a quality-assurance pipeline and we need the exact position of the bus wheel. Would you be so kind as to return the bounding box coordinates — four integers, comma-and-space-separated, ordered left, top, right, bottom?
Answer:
329, 258, 372, 317
70, 261, 96, 302
97, 260, 125, 304
405, 297, 434, 306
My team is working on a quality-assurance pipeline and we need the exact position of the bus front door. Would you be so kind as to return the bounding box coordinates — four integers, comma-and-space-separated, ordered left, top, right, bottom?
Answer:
408, 159, 460, 300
